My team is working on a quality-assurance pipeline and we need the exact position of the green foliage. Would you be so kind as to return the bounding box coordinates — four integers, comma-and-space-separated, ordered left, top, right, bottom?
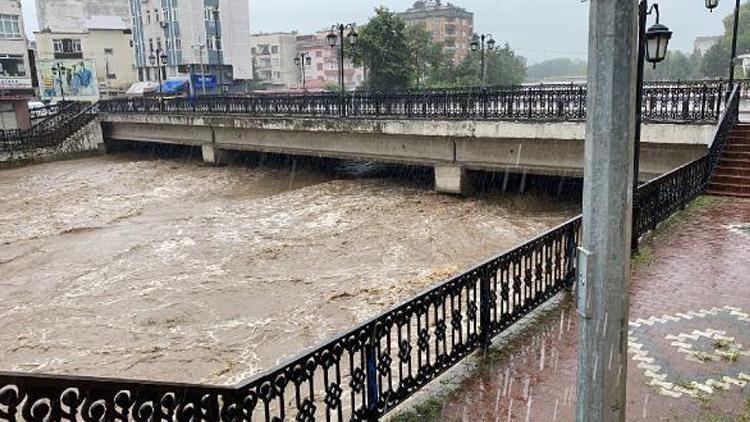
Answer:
438, 42, 527, 88
527, 58, 587, 82
351, 8, 527, 90
350, 7, 413, 92
645, 50, 703, 81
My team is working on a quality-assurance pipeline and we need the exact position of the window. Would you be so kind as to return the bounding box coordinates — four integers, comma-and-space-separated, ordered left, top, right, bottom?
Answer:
174, 38, 181, 51
154, 9, 160, 22
204, 7, 217, 20
148, 38, 154, 52
206, 37, 214, 50
146, 10, 151, 24
273, 71, 280, 79
271, 46, 279, 54
104, 48, 114, 55
272, 58, 280, 67
156, 37, 162, 50
107, 72, 117, 79
316, 50, 322, 58
0, 54, 26, 77
53, 38, 83, 59
251, 47, 256, 55
0, 15, 21, 39
317, 63, 323, 71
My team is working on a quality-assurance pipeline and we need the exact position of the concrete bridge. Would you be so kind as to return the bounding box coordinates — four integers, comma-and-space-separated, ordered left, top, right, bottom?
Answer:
99, 111, 714, 194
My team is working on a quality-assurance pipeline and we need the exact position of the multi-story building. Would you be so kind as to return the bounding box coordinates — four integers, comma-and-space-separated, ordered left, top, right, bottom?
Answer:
35, 16, 138, 98
250, 32, 298, 89
35, 0, 130, 33
129, 0, 252, 93
0, 0, 33, 130
296, 31, 364, 91
397, 0, 474, 65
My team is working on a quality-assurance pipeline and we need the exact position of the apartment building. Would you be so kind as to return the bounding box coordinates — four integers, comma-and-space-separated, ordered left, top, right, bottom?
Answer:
250, 32, 298, 89
35, 16, 137, 98
129, 0, 251, 93
397, 0, 474, 64
0, 0, 33, 130
296, 30, 364, 91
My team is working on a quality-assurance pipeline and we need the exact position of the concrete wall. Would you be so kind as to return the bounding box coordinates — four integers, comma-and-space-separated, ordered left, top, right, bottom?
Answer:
100, 113, 715, 183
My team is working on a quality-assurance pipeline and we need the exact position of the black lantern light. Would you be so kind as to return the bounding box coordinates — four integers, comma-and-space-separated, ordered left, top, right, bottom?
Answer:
347, 28, 358, 45
645, 22, 672, 66
705, 0, 720, 11
470, 37, 479, 52
487, 38, 496, 50
326, 31, 338, 47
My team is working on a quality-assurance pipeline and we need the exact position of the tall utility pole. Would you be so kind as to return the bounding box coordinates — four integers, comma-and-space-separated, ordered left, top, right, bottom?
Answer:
576, 0, 639, 421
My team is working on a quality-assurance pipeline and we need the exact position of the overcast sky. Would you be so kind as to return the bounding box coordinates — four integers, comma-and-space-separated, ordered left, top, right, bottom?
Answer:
20, 0, 737, 64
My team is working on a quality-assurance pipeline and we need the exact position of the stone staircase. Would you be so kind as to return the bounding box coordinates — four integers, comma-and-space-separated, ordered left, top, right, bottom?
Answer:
708, 124, 750, 198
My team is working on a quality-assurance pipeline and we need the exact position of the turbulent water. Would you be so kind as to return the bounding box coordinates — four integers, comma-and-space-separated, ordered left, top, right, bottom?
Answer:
0, 154, 578, 385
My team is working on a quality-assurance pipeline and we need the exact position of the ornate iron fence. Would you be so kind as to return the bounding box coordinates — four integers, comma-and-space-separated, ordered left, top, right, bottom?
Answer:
0, 86, 739, 422
0, 103, 98, 154
99, 81, 724, 123
633, 84, 740, 242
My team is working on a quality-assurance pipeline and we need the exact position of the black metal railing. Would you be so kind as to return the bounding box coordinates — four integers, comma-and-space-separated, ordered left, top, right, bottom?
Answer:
0, 102, 98, 154
633, 84, 740, 242
99, 80, 725, 123
0, 86, 740, 422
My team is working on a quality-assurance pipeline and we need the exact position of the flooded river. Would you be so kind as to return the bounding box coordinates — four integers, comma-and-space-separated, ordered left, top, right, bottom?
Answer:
0, 153, 578, 385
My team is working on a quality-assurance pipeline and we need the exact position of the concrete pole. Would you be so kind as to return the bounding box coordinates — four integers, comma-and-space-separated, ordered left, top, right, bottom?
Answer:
576, 0, 638, 421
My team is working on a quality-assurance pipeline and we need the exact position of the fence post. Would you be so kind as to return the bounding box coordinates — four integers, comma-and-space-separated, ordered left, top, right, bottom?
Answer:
364, 329, 380, 421
631, 193, 640, 254
479, 266, 491, 351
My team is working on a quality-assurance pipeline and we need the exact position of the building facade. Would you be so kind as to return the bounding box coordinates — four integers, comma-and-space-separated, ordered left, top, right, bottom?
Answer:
35, 0, 130, 33
0, 0, 32, 130
250, 32, 298, 89
296, 31, 364, 91
397, 1, 473, 65
35, 16, 138, 98
129, 0, 251, 93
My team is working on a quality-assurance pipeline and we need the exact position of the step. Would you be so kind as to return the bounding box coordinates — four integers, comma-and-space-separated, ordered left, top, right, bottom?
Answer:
718, 158, 750, 168
706, 189, 750, 198
727, 136, 750, 145
714, 166, 750, 177
725, 143, 750, 153
723, 151, 750, 160
711, 174, 750, 185
707, 182, 750, 196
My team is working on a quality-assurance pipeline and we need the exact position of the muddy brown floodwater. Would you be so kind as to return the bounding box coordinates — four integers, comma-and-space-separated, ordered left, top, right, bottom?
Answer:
0, 154, 578, 385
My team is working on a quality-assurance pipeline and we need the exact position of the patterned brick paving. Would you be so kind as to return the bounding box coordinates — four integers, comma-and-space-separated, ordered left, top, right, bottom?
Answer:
433, 197, 750, 421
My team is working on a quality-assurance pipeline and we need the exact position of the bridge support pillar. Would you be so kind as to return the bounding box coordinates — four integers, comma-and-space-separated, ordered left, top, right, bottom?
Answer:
434, 165, 471, 195
201, 144, 229, 166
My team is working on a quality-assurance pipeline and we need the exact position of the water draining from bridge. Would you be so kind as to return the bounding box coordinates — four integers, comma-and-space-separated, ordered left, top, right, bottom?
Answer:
0, 151, 579, 385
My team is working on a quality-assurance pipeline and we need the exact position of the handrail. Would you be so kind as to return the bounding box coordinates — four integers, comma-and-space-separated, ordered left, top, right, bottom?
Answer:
99, 80, 725, 124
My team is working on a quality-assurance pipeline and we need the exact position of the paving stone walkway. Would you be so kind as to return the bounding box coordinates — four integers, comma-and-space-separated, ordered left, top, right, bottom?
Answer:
428, 196, 750, 421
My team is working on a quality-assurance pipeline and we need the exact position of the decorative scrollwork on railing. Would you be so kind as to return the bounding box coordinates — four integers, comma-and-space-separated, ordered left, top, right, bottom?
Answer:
98, 81, 724, 123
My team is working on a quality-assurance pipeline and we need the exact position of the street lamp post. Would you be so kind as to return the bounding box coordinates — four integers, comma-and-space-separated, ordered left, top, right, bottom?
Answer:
294, 52, 312, 92
470, 33, 496, 87
633, 1, 672, 252
149, 48, 169, 111
51, 62, 67, 102
704, 0, 741, 97
327, 23, 358, 95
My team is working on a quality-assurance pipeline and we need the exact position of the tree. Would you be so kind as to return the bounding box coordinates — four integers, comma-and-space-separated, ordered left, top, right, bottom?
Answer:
350, 7, 413, 92
406, 23, 449, 88
645, 50, 695, 81
695, 1, 750, 79
450, 42, 527, 87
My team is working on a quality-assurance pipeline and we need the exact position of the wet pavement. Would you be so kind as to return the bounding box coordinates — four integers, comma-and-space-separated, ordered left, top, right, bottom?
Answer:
0, 153, 578, 386
431, 196, 750, 421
